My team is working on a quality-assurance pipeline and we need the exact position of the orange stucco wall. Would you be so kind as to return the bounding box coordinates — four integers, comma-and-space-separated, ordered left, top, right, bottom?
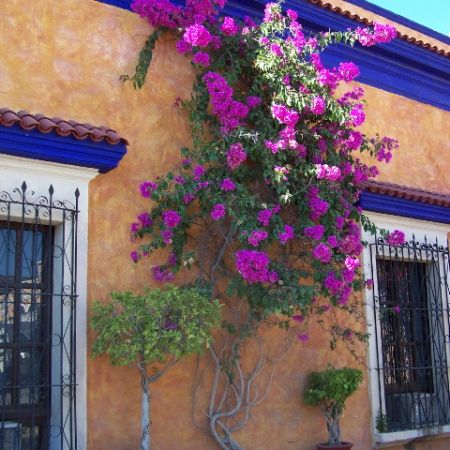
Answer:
0, 1, 449, 449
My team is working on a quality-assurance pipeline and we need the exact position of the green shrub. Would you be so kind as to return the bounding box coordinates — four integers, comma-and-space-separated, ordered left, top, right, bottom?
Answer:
304, 367, 363, 445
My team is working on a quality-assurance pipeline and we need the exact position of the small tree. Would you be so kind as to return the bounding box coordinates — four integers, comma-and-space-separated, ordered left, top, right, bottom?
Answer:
304, 367, 363, 446
91, 285, 222, 450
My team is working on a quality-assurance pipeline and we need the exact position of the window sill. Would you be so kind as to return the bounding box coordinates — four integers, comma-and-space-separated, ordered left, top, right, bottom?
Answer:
374, 426, 450, 448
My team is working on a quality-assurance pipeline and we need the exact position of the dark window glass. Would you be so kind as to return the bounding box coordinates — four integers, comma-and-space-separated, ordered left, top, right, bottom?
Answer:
0, 223, 51, 450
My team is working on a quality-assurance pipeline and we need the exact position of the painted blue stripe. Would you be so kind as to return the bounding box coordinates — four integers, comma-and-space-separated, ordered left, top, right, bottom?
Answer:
344, 0, 450, 46
0, 124, 127, 173
360, 191, 450, 224
96, 0, 131, 8
95, 0, 450, 111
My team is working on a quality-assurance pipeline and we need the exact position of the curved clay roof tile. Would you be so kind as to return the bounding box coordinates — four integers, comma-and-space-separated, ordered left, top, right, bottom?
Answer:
105, 131, 123, 145
71, 124, 92, 139
90, 127, 108, 142
363, 181, 450, 207
0, 110, 20, 126
19, 114, 40, 130
37, 117, 56, 133
54, 120, 76, 137
0, 108, 128, 145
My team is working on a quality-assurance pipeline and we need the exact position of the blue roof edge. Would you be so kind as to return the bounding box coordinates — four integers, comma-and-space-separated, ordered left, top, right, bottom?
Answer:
343, 0, 450, 46
0, 124, 127, 173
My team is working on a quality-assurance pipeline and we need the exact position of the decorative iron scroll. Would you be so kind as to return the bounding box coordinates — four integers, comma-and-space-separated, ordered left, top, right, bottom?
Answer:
0, 183, 79, 450
370, 234, 450, 432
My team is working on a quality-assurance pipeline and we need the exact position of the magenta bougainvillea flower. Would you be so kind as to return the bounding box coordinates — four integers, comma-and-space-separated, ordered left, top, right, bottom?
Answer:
312, 243, 332, 263
387, 229, 406, 246
235, 249, 278, 284
304, 225, 325, 240
278, 225, 295, 244
211, 203, 226, 220
183, 24, 212, 47
248, 230, 269, 247
220, 178, 236, 191
193, 51, 211, 67
139, 181, 158, 198
221, 17, 239, 36
227, 143, 247, 170
162, 210, 181, 228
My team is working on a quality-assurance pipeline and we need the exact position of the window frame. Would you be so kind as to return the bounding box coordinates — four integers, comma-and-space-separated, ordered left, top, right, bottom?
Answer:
0, 154, 97, 450
362, 212, 450, 446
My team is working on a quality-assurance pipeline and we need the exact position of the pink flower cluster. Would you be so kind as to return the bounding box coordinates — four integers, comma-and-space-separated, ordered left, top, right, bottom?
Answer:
131, 0, 183, 28
193, 51, 210, 67
227, 143, 247, 170
375, 137, 399, 163
221, 16, 239, 36
278, 225, 295, 244
308, 187, 329, 221
356, 22, 397, 47
220, 178, 236, 191
211, 203, 226, 220
203, 72, 249, 133
315, 164, 342, 182
310, 96, 326, 115
339, 222, 363, 256
235, 250, 278, 284
263, 2, 282, 23
345, 130, 364, 151
323, 271, 352, 305
162, 210, 181, 228
312, 243, 332, 263
349, 103, 365, 127
131, 0, 226, 29
152, 266, 175, 282
271, 104, 300, 127
140, 181, 158, 198
248, 230, 269, 247
183, 24, 212, 47
387, 229, 405, 246
257, 205, 280, 226
338, 62, 360, 82
304, 225, 325, 240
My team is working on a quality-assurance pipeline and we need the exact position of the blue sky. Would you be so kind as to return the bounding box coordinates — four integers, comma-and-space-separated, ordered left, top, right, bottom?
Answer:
367, 0, 450, 36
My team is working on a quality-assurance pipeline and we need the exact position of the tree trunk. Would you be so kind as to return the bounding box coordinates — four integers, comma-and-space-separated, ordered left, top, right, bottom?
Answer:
326, 413, 341, 445
140, 369, 151, 450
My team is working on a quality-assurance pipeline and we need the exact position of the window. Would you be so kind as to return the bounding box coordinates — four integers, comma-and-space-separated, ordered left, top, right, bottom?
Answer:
0, 223, 53, 450
0, 183, 79, 450
363, 214, 450, 441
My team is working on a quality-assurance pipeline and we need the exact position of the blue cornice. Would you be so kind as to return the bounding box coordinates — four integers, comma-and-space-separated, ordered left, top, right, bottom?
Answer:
0, 124, 127, 173
360, 191, 450, 224
344, 0, 450, 46
96, 0, 131, 7
97, 0, 450, 111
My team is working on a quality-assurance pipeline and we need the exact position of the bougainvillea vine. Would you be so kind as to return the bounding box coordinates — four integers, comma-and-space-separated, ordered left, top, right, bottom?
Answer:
127, 1, 403, 448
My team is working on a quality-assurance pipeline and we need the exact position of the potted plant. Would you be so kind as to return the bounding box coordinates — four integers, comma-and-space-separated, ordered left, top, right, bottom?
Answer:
304, 366, 363, 449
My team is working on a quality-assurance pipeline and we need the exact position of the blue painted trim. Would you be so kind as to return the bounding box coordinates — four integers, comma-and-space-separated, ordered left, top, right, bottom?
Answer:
360, 192, 450, 224
96, 0, 131, 8
344, 0, 450, 46
0, 124, 127, 173
97, 0, 450, 111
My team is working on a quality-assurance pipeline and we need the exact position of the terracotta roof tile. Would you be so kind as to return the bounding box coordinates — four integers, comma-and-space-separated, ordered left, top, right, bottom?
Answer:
363, 181, 450, 208
308, 0, 450, 58
0, 108, 128, 145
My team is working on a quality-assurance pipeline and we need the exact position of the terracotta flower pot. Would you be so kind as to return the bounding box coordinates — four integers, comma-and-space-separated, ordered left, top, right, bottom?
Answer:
316, 442, 353, 450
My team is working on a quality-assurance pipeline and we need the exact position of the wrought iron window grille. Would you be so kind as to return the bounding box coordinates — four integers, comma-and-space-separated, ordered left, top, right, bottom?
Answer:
0, 183, 79, 450
369, 234, 450, 433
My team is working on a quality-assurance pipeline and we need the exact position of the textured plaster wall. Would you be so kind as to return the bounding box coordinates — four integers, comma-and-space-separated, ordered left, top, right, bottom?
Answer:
0, 1, 449, 449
